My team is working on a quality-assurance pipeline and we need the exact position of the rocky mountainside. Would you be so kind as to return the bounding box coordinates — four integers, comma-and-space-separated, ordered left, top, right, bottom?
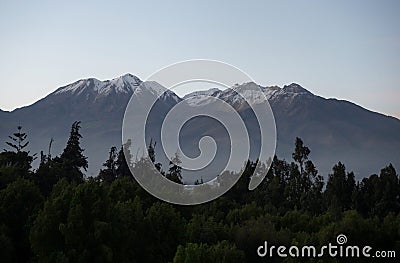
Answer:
0, 75, 399, 179
183, 83, 400, 178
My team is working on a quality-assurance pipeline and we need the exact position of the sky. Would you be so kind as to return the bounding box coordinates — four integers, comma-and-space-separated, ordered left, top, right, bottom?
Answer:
0, 0, 399, 118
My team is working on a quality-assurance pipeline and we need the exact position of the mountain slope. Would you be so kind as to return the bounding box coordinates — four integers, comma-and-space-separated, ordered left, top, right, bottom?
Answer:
183, 83, 400, 177
0, 74, 180, 176
268, 85, 400, 177
0, 76, 398, 179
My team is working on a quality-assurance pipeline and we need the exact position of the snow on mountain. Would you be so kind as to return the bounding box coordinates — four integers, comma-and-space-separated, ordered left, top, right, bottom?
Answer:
220, 82, 273, 106
109, 73, 142, 93
134, 81, 180, 101
182, 88, 223, 106
1, 74, 399, 180
182, 82, 310, 107
53, 73, 142, 96
50, 75, 315, 111
183, 88, 222, 98
51, 74, 182, 104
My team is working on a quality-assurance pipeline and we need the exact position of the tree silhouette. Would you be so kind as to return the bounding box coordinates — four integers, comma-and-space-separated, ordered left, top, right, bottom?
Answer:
292, 137, 310, 175
59, 121, 88, 182
116, 139, 133, 178
99, 146, 118, 183
5, 126, 29, 153
325, 161, 355, 214
0, 129, 398, 263
166, 152, 183, 184
0, 126, 35, 180
148, 139, 163, 174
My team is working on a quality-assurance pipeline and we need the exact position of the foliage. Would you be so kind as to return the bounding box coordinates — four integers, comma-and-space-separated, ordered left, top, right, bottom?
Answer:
0, 125, 399, 262
59, 121, 88, 182
5, 126, 30, 153
0, 178, 43, 262
166, 152, 183, 184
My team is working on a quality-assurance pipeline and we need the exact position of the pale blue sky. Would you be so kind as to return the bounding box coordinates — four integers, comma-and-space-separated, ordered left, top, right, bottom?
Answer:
0, 0, 399, 118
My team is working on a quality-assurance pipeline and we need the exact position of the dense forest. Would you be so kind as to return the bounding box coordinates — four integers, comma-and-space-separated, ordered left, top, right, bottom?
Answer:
0, 122, 399, 262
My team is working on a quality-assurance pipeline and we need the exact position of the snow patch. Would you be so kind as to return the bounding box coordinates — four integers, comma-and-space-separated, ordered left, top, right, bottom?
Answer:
53, 74, 142, 96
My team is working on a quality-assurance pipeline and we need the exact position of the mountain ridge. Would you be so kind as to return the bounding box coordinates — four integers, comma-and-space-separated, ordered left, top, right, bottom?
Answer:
3, 74, 398, 120
0, 75, 398, 179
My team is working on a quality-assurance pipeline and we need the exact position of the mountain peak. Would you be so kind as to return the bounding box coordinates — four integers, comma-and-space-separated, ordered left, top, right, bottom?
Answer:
53, 74, 142, 96
282, 83, 312, 95
183, 88, 222, 100
106, 73, 142, 93
111, 73, 142, 85
233, 82, 260, 91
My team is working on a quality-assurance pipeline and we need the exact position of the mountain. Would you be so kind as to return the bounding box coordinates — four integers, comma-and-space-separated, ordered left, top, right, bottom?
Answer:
267, 84, 400, 177
183, 83, 400, 177
0, 74, 180, 176
0, 75, 399, 180
184, 82, 309, 107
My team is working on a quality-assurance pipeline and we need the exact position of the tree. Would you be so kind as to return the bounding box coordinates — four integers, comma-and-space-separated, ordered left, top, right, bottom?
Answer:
273, 138, 325, 213
284, 162, 302, 208
186, 214, 226, 244
147, 202, 184, 262
286, 138, 313, 209
0, 127, 35, 185
295, 159, 325, 214
325, 162, 355, 214
59, 179, 112, 262
148, 139, 163, 174
99, 146, 118, 183
110, 197, 148, 262
116, 139, 133, 178
30, 179, 74, 261
60, 121, 88, 182
2, 122, 399, 263
259, 156, 289, 210
2, 126, 35, 169
374, 164, 400, 217
292, 137, 310, 175
34, 138, 58, 197
0, 178, 43, 262
0, 151, 33, 177
353, 164, 400, 218
194, 177, 204, 185
225, 160, 255, 204
5, 126, 29, 153
34, 158, 63, 197
166, 152, 183, 184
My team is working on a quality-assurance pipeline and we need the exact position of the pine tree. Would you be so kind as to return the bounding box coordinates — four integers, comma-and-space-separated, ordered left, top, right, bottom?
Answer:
194, 177, 204, 185
5, 126, 29, 153
148, 139, 163, 173
116, 139, 133, 178
148, 139, 156, 163
166, 152, 183, 184
60, 121, 88, 182
1, 126, 35, 173
99, 146, 118, 183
